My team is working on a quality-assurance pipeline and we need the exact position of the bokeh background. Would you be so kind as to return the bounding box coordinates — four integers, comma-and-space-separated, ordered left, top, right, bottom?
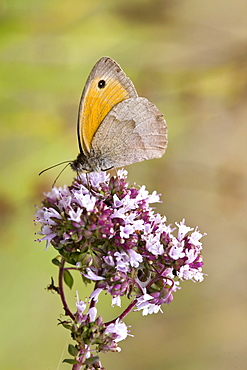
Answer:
0, 1, 246, 369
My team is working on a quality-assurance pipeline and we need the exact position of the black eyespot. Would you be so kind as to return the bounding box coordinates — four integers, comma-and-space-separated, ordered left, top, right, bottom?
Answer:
98, 79, 106, 88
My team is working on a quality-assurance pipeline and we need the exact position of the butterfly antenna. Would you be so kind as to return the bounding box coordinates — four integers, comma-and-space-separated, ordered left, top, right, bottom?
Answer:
39, 160, 72, 176
52, 162, 71, 187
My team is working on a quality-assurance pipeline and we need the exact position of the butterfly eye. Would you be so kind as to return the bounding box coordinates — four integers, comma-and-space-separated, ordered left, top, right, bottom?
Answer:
98, 79, 106, 88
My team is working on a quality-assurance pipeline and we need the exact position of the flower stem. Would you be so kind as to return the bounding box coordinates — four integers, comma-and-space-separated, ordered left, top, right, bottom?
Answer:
105, 299, 137, 326
58, 257, 75, 320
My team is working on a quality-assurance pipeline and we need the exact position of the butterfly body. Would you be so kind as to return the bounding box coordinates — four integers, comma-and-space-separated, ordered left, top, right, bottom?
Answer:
71, 57, 168, 173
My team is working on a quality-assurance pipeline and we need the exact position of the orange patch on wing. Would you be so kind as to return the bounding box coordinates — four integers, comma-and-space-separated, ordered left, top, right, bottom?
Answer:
80, 77, 131, 153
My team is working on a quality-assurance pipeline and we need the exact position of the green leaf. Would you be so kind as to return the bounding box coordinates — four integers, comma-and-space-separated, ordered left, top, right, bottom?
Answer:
57, 319, 72, 330
61, 323, 72, 330
63, 270, 74, 289
84, 356, 99, 365
51, 257, 62, 267
68, 344, 79, 357
62, 358, 78, 364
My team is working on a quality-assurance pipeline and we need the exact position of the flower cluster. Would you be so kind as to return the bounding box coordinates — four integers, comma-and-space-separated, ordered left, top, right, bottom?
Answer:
58, 293, 130, 368
35, 170, 205, 368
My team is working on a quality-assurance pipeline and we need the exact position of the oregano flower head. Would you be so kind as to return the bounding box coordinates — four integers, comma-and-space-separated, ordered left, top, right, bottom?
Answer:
35, 170, 205, 369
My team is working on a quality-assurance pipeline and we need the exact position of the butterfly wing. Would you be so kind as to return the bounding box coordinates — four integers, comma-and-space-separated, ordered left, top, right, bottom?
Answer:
90, 97, 168, 170
77, 57, 138, 155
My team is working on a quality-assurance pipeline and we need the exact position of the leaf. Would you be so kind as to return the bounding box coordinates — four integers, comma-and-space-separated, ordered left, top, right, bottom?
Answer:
63, 270, 74, 289
68, 344, 79, 357
51, 257, 62, 267
62, 359, 78, 364
84, 356, 99, 365
61, 322, 72, 330
57, 319, 72, 330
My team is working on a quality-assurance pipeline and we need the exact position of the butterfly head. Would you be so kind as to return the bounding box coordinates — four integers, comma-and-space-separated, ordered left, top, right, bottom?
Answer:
70, 152, 91, 173
71, 152, 114, 173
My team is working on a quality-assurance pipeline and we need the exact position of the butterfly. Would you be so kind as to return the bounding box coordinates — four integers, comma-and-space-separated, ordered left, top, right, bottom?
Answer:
40, 57, 168, 178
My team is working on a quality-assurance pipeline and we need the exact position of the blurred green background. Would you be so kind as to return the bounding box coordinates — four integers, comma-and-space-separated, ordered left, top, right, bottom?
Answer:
0, 0, 246, 369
